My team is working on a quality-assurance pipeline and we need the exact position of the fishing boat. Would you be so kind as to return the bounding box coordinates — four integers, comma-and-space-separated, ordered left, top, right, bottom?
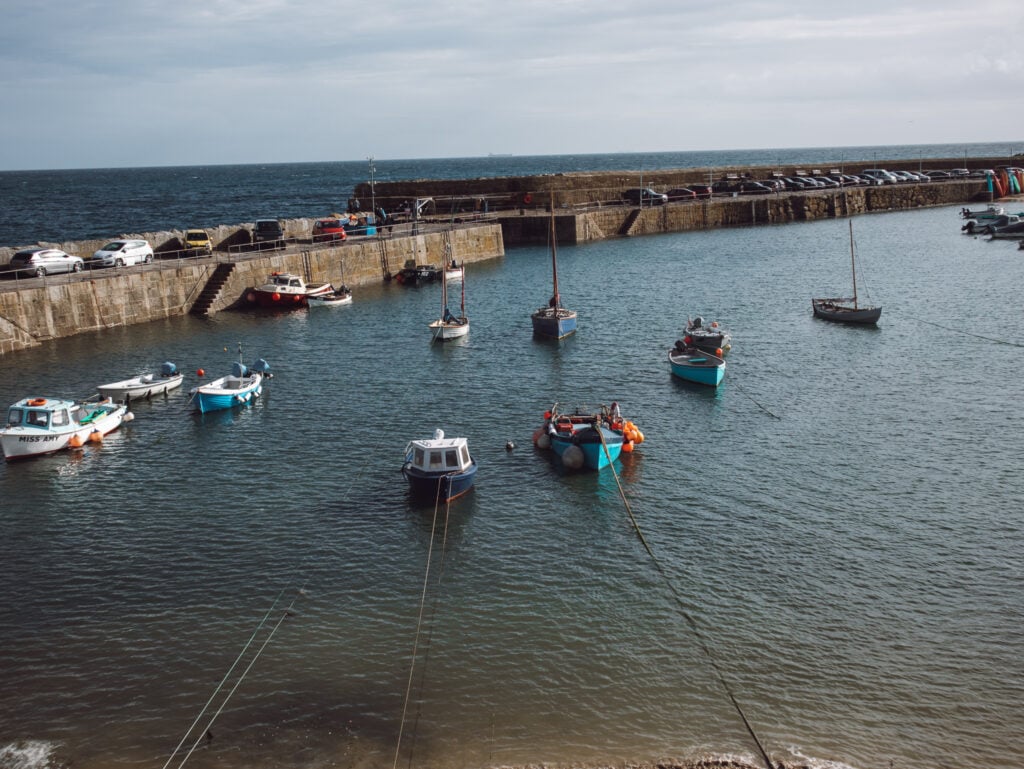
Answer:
531, 196, 577, 339
307, 284, 353, 307
402, 429, 478, 502
959, 204, 1004, 220
98, 361, 184, 402
428, 264, 469, 341
812, 221, 882, 325
444, 259, 463, 281
246, 272, 332, 309
683, 316, 732, 354
416, 264, 442, 282
1, 396, 130, 461
189, 347, 271, 414
667, 342, 726, 387
534, 403, 643, 471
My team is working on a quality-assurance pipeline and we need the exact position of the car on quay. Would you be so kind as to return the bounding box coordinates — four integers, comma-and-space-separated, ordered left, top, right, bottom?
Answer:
252, 218, 286, 250
738, 181, 775, 194
665, 187, 698, 201
689, 184, 714, 199
923, 170, 952, 179
88, 239, 154, 268
8, 247, 84, 277
622, 187, 668, 206
312, 218, 348, 243
183, 229, 213, 256
860, 169, 900, 185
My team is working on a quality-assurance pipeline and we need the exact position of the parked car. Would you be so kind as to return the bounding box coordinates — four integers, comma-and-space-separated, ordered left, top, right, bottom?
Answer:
88, 239, 154, 268
860, 169, 899, 185
923, 170, 952, 179
342, 212, 378, 237
781, 177, 809, 190
252, 218, 285, 249
969, 169, 996, 178
796, 176, 825, 188
8, 247, 84, 276
711, 180, 739, 194
183, 229, 213, 255
689, 184, 714, 199
312, 218, 348, 242
758, 179, 784, 192
812, 176, 841, 188
948, 168, 970, 177
738, 181, 774, 195
665, 187, 697, 201
622, 187, 668, 206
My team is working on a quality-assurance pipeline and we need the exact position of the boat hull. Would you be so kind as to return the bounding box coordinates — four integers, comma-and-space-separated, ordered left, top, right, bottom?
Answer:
189, 374, 263, 413
1, 402, 127, 461
250, 289, 309, 309
668, 351, 726, 387
98, 373, 184, 402
812, 300, 882, 325
549, 425, 623, 470
402, 462, 478, 502
532, 308, 577, 340
429, 319, 469, 341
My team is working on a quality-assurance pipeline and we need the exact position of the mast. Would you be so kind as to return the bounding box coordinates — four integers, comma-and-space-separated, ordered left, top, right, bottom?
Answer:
849, 219, 858, 310
549, 192, 560, 308
459, 263, 466, 317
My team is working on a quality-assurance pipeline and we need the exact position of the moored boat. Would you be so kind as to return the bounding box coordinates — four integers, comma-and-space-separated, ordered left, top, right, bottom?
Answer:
531, 196, 577, 340
683, 316, 732, 354
246, 272, 332, 309
667, 342, 726, 387
533, 403, 643, 470
98, 362, 184, 402
429, 264, 469, 341
1, 396, 130, 461
416, 264, 442, 282
402, 429, 478, 502
444, 259, 463, 281
189, 353, 271, 414
307, 284, 353, 307
812, 221, 882, 325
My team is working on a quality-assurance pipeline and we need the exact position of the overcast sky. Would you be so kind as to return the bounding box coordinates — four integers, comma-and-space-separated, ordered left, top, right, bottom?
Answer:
1, 0, 1022, 170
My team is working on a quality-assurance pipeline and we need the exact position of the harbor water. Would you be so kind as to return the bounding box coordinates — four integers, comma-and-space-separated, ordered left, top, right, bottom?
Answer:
1, 165, 1023, 769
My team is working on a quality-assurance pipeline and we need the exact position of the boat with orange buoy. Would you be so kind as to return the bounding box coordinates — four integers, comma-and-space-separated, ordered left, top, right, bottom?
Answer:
684, 316, 732, 354
1, 395, 130, 461
668, 341, 727, 387
533, 402, 643, 471
247, 272, 332, 309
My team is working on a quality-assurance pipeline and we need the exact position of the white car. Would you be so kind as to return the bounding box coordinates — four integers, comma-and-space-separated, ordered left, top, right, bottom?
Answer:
89, 239, 154, 268
9, 247, 84, 276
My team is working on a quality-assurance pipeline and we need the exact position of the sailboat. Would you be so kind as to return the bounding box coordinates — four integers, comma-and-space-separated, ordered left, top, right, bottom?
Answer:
812, 220, 882, 325
428, 261, 469, 341
531, 195, 577, 339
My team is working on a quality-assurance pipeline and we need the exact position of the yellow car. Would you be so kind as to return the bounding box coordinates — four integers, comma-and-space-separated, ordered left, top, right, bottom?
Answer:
183, 229, 213, 256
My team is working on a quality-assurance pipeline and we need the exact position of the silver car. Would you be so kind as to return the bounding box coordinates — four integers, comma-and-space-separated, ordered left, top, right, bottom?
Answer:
9, 247, 84, 276
89, 239, 154, 267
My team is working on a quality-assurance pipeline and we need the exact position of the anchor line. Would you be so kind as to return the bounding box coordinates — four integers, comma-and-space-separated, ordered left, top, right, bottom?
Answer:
172, 585, 304, 769
160, 585, 291, 769
904, 313, 1024, 347
393, 484, 453, 769
596, 429, 776, 769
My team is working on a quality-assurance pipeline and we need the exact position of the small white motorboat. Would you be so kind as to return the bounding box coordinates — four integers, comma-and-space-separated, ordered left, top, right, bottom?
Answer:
443, 260, 463, 281
2, 396, 130, 461
307, 285, 353, 307
98, 362, 184, 402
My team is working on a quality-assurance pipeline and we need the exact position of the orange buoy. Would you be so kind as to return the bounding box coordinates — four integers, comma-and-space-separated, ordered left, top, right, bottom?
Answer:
27, 398, 47, 406
197, 368, 205, 377
716, 348, 723, 356
88, 430, 103, 443
622, 441, 634, 453
683, 336, 692, 345
246, 292, 256, 302
634, 429, 645, 444
544, 410, 552, 419
711, 321, 719, 328
68, 434, 84, 448
272, 292, 281, 301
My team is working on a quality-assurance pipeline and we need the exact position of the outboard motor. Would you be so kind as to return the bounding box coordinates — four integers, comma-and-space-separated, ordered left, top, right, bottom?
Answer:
231, 362, 249, 378
160, 361, 177, 377
249, 358, 271, 374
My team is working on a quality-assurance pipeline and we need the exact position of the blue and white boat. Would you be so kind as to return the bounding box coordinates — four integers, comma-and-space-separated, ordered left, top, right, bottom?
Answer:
402, 429, 478, 502
1, 396, 129, 461
189, 353, 271, 414
531, 199, 577, 340
667, 342, 726, 387
542, 405, 624, 470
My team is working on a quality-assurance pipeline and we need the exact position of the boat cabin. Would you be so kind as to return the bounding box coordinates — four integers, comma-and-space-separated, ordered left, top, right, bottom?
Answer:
267, 273, 304, 289
6, 398, 76, 430
404, 431, 473, 474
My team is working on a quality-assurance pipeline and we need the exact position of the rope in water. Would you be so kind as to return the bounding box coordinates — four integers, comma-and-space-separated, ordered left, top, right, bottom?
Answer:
904, 313, 1024, 347
598, 429, 776, 769
174, 586, 304, 769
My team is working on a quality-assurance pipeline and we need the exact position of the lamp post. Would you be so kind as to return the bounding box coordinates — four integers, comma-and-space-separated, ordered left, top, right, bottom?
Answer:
368, 156, 376, 216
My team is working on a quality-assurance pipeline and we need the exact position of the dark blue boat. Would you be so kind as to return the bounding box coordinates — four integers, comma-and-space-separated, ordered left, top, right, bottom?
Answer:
402, 429, 478, 502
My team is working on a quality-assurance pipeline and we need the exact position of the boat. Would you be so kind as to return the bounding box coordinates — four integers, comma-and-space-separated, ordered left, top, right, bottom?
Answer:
444, 259, 463, 281
667, 342, 726, 387
98, 361, 184, 402
533, 403, 643, 471
683, 316, 732, 354
428, 264, 469, 341
416, 264, 442, 282
531, 196, 577, 339
812, 221, 882, 325
1, 396, 130, 461
959, 204, 1004, 220
307, 284, 353, 307
189, 348, 271, 414
246, 272, 332, 309
402, 429, 478, 502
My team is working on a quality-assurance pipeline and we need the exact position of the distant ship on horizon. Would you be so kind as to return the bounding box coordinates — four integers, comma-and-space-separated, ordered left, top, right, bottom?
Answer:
488, 152, 515, 157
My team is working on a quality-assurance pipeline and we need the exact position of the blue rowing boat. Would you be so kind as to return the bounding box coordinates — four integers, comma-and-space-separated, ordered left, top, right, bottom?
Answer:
667, 343, 726, 387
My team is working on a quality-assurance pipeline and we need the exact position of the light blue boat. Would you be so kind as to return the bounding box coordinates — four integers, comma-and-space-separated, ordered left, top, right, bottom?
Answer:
545, 407, 624, 470
667, 344, 726, 387
189, 355, 271, 414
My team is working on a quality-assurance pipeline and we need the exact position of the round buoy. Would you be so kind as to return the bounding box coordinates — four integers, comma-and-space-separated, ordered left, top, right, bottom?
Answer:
124, 412, 135, 422
544, 410, 552, 419
506, 440, 515, 451
622, 441, 634, 453
88, 430, 103, 444
711, 321, 719, 328
715, 348, 723, 357
562, 445, 585, 469
246, 292, 256, 303
197, 368, 205, 377
272, 292, 281, 301
536, 432, 551, 450
683, 335, 692, 345
69, 434, 84, 448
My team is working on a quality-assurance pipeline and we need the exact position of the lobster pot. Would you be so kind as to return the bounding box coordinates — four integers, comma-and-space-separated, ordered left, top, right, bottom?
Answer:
161, 362, 177, 377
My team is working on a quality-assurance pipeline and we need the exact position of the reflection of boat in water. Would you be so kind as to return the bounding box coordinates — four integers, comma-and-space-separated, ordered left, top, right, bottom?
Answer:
812, 221, 882, 325
402, 429, 478, 502
2, 396, 130, 461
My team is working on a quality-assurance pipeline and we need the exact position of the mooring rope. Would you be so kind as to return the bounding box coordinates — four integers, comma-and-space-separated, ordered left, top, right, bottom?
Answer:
598, 430, 776, 769
174, 586, 304, 769
903, 313, 1024, 347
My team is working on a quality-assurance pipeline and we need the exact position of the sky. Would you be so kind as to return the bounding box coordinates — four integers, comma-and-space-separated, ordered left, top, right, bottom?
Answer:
1, 0, 1022, 170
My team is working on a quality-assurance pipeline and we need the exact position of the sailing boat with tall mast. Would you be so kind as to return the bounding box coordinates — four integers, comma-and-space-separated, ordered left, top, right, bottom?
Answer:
428, 261, 469, 341
812, 220, 882, 325
531, 194, 577, 339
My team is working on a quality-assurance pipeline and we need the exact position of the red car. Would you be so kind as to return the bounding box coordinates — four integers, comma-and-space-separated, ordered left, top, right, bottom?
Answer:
312, 218, 348, 243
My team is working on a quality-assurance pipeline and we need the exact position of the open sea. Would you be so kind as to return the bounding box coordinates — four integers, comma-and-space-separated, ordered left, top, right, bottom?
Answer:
1, 145, 1022, 769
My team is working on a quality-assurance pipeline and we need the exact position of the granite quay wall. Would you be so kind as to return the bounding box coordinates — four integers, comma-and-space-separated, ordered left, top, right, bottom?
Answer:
0, 224, 504, 356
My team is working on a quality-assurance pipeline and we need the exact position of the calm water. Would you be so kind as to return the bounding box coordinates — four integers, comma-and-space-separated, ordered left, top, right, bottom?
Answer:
1, 199, 1022, 769
1, 141, 1020, 246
